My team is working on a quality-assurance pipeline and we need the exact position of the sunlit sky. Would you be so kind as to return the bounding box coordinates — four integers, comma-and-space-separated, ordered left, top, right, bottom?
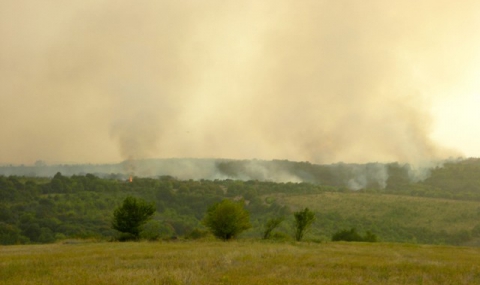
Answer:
431, 94, 480, 158
1, 1, 480, 165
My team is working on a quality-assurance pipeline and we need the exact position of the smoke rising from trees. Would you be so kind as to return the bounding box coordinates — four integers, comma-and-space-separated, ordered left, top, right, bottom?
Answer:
2, 0, 478, 166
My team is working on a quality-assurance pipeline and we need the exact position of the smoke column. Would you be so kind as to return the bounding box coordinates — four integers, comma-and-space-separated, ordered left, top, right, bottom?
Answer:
2, 0, 478, 166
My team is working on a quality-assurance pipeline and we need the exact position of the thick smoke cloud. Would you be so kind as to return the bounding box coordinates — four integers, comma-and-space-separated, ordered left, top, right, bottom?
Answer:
1, 0, 478, 166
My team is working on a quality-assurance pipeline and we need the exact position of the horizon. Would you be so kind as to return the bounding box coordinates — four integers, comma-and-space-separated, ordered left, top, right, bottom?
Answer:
2, 155, 475, 168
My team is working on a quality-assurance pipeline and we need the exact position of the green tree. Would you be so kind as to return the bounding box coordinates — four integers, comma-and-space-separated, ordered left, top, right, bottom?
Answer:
293, 207, 315, 241
263, 217, 284, 239
0, 222, 26, 245
112, 196, 156, 240
202, 199, 251, 241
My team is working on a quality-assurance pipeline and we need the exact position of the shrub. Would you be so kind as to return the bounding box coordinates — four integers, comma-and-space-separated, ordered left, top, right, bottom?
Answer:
185, 228, 210, 240
293, 208, 315, 241
332, 228, 378, 242
202, 199, 251, 241
140, 220, 174, 241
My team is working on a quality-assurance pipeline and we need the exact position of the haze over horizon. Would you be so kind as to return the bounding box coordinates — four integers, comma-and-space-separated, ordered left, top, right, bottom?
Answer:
1, 1, 479, 166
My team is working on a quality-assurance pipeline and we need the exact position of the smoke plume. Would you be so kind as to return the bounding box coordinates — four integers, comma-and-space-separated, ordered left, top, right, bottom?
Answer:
2, 0, 478, 166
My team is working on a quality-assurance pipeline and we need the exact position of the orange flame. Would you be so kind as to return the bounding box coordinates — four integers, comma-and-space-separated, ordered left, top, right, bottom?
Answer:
129, 176, 133, 183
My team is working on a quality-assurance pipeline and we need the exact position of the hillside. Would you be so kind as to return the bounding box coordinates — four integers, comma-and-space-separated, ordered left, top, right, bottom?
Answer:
280, 192, 480, 245
1, 158, 480, 195
1, 158, 480, 246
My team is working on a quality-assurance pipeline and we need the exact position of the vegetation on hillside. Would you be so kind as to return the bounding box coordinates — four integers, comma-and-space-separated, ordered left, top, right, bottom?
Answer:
2, 158, 480, 199
1, 158, 480, 245
332, 228, 378, 242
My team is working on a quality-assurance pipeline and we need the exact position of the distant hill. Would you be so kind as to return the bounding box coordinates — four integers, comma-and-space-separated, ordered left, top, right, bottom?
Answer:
2, 157, 478, 191
1, 169, 480, 246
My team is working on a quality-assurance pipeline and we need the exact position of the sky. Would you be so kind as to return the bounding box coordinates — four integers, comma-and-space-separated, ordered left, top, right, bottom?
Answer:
1, 0, 479, 166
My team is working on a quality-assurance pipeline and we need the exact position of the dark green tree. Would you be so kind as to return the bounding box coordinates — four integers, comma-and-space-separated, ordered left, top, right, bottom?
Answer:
0, 222, 25, 245
263, 217, 284, 239
293, 207, 315, 241
112, 196, 156, 240
202, 199, 251, 241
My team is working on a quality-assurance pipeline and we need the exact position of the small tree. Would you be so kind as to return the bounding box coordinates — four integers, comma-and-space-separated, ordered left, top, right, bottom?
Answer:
112, 196, 156, 241
263, 217, 284, 239
202, 199, 251, 241
293, 207, 315, 241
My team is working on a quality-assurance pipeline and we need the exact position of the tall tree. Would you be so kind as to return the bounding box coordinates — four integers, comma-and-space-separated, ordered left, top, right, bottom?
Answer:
112, 196, 156, 240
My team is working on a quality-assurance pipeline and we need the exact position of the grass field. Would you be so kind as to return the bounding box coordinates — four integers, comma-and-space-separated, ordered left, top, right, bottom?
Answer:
1, 240, 480, 284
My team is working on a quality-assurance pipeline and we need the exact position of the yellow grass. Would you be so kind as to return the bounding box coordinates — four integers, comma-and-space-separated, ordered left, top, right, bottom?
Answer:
1, 240, 480, 284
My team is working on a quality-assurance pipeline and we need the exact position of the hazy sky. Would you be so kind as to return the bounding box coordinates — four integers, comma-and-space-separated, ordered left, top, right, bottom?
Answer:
1, 0, 479, 165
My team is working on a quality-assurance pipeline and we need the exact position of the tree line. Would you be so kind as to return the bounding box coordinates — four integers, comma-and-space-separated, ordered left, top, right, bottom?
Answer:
113, 195, 321, 242
2, 160, 480, 245
0, 173, 372, 245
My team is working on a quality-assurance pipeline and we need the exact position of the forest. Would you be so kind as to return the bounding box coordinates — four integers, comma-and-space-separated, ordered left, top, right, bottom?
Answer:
1, 158, 480, 245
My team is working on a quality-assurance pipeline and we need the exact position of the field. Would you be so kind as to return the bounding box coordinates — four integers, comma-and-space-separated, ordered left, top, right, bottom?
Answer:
2, 240, 480, 285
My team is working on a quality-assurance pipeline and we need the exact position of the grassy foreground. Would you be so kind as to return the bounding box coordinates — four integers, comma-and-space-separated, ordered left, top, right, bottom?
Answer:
1, 241, 480, 285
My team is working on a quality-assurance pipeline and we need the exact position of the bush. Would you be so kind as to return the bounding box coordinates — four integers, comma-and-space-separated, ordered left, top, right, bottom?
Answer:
293, 208, 315, 241
140, 220, 174, 241
202, 199, 251, 241
332, 228, 378, 242
185, 228, 210, 240
363, 230, 378, 242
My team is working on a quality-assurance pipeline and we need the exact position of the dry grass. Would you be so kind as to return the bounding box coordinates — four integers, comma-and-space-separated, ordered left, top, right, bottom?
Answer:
1, 240, 480, 284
